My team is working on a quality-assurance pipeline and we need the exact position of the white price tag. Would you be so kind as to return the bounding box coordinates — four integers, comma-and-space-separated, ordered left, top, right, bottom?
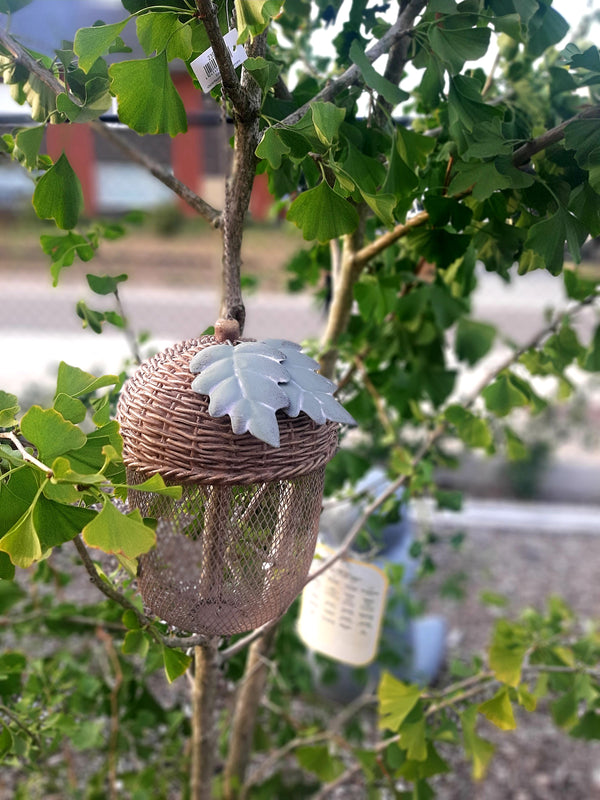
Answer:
191, 28, 248, 93
297, 544, 389, 667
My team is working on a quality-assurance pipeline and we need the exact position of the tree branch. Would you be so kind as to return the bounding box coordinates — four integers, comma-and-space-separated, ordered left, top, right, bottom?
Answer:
90, 121, 221, 227
0, 26, 221, 227
279, 0, 426, 128
194, 0, 248, 119
218, 31, 267, 331
223, 626, 278, 799
190, 639, 221, 800
512, 103, 600, 167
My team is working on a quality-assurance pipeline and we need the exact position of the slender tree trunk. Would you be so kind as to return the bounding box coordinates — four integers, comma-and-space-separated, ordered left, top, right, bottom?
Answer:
223, 626, 278, 799
190, 639, 220, 800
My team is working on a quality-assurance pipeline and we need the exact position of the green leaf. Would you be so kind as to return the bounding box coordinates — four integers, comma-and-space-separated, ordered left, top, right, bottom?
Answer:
287, 181, 359, 242
564, 119, 600, 170
53, 393, 87, 425
136, 12, 192, 61
296, 744, 345, 782
461, 704, 495, 780
82, 501, 156, 558
120, 473, 183, 500
50, 456, 106, 486
583, 325, 600, 372
56, 362, 119, 399
40, 231, 96, 286
355, 275, 397, 324
398, 717, 428, 761
162, 645, 192, 683
86, 273, 128, 295
378, 672, 422, 732
489, 619, 529, 687
56, 81, 112, 123
35, 495, 96, 550
74, 20, 129, 72
360, 190, 397, 227
478, 687, 516, 730
0, 391, 19, 428
234, 0, 281, 42
109, 52, 187, 136
448, 75, 504, 153
244, 56, 280, 92
482, 373, 529, 417
32, 153, 83, 230
445, 405, 493, 449
311, 101, 346, 147
526, 4, 569, 58
570, 711, 600, 740
522, 208, 587, 275
504, 427, 528, 460
20, 406, 86, 463
0, 552, 15, 580
14, 124, 45, 169
429, 25, 491, 74
256, 127, 291, 169
122, 629, 150, 657
0, 724, 13, 757
0, 506, 42, 568
455, 319, 496, 365
0, 0, 34, 12
349, 39, 408, 105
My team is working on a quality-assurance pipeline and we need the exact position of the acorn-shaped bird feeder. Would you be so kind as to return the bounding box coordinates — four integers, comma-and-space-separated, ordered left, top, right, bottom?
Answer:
116, 320, 354, 636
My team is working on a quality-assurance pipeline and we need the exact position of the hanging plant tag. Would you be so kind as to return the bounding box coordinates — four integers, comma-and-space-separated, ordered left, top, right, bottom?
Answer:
191, 28, 248, 93
297, 544, 389, 667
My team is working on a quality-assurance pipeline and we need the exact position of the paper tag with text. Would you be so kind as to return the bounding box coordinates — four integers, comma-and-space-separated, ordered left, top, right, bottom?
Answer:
297, 544, 389, 667
191, 28, 248, 93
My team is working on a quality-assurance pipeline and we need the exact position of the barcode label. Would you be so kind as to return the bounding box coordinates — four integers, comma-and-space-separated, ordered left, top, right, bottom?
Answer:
191, 28, 248, 93
204, 53, 219, 78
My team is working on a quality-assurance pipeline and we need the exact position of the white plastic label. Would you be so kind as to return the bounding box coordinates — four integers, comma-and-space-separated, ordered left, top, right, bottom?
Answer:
297, 544, 388, 667
191, 28, 248, 93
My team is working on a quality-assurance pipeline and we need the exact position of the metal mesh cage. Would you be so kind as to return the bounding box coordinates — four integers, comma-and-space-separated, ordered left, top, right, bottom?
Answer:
116, 336, 339, 635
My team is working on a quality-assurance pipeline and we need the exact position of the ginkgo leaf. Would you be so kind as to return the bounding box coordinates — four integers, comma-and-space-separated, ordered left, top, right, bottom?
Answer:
82, 501, 156, 558
191, 342, 290, 447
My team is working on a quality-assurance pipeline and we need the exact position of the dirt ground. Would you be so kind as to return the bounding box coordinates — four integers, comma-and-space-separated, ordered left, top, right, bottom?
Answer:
0, 219, 304, 292
409, 522, 600, 800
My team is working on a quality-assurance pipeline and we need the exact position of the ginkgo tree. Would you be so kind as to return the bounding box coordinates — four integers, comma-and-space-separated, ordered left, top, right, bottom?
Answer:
1, 0, 600, 798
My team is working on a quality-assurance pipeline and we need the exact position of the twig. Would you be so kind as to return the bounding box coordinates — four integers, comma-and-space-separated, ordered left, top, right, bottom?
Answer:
96, 627, 123, 800
0, 26, 221, 227
0, 704, 42, 749
90, 121, 221, 227
279, 0, 427, 129
0, 431, 52, 475
114, 287, 141, 365
355, 355, 398, 441
512, 104, 600, 167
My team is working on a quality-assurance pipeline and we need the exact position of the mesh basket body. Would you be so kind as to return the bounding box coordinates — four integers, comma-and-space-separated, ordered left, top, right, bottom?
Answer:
117, 337, 338, 635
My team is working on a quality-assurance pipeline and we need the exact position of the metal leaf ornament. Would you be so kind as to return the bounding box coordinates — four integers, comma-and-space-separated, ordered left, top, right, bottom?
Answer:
190, 339, 355, 447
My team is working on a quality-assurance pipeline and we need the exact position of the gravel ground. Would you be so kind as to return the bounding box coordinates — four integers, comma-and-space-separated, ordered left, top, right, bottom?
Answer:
410, 521, 600, 800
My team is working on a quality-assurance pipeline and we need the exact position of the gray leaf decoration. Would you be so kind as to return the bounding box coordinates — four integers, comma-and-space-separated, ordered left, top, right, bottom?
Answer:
265, 340, 355, 425
190, 339, 356, 448
190, 342, 290, 447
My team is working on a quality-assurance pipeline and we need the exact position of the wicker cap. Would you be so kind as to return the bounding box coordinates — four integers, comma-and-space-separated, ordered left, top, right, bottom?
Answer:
117, 337, 339, 486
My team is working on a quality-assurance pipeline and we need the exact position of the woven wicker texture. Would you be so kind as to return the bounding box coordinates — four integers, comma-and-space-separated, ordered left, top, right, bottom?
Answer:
117, 336, 339, 635
117, 336, 339, 486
